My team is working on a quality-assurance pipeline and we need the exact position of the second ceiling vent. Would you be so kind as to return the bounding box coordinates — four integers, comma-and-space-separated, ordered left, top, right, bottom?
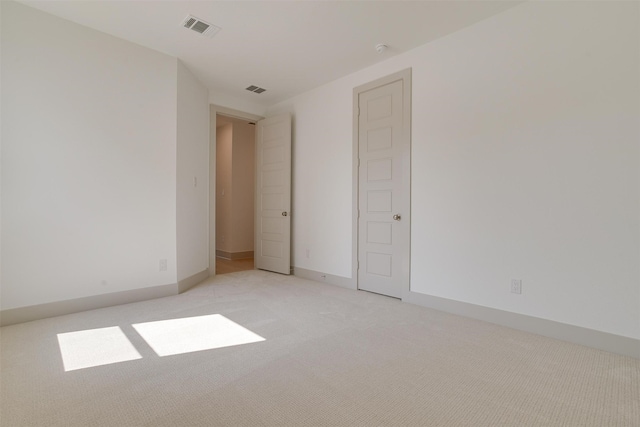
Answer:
246, 85, 267, 94
182, 15, 221, 38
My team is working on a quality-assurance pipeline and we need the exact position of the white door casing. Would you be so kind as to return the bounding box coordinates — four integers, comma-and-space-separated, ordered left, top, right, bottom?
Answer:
356, 70, 411, 298
255, 113, 292, 275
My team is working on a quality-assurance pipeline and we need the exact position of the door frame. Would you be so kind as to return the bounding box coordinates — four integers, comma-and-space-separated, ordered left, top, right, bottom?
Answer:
351, 68, 412, 299
209, 104, 264, 275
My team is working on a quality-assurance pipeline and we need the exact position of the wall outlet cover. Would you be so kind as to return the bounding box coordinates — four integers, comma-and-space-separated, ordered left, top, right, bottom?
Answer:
511, 279, 522, 294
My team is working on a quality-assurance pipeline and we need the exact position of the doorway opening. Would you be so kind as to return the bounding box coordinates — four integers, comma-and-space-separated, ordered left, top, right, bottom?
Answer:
215, 113, 256, 274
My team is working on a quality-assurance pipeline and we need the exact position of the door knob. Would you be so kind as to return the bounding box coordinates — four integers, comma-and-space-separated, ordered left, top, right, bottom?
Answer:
393, 214, 401, 221
282, 212, 288, 217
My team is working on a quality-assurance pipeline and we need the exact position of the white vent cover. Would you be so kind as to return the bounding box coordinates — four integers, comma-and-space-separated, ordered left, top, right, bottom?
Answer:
182, 15, 221, 38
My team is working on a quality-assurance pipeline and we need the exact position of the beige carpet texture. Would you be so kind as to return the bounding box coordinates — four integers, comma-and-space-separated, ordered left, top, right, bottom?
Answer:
1, 270, 638, 426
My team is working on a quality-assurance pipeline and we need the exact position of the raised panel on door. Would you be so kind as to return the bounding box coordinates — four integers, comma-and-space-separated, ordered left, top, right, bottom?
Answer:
255, 114, 292, 275
358, 78, 408, 298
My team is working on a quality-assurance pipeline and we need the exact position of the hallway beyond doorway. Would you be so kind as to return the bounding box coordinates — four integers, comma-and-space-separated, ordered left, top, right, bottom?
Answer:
216, 257, 254, 275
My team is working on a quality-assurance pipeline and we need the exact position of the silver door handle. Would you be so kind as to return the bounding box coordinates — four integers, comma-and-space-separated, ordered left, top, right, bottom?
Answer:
282, 212, 288, 217
393, 214, 401, 221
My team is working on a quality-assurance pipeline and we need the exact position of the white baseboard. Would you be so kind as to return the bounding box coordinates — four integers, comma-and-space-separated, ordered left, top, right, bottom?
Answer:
1, 269, 209, 327
404, 291, 639, 359
290, 270, 638, 359
293, 267, 356, 290
0, 283, 178, 327
178, 269, 209, 293
4, 269, 636, 359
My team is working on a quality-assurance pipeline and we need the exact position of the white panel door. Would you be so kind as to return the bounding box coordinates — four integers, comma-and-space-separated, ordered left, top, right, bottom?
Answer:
358, 79, 408, 298
255, 114, 292, 275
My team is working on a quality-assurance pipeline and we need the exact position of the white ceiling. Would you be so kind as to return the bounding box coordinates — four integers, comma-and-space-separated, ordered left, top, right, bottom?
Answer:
20, 0, 523, 107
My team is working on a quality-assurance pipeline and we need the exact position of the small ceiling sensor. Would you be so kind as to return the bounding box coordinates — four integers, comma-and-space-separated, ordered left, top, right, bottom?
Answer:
375, 44, 388, 54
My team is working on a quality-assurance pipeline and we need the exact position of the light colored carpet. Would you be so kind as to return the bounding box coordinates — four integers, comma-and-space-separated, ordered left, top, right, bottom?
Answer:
1, 270, 638, 426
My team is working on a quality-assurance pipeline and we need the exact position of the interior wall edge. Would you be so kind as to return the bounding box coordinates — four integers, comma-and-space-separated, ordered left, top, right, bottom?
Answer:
177, 269, 209, 294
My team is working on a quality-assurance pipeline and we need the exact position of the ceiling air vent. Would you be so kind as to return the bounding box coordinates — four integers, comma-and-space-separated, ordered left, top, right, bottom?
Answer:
182, 15, 221, 38
246, 85, 267, 94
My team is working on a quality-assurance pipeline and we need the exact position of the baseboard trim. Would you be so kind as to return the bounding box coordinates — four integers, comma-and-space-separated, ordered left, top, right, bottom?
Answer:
404, 291, 639, 359
178, 269, 209, 293
294, 267, 356, 290
0, 283, 178, 327
216, 250, 254, 260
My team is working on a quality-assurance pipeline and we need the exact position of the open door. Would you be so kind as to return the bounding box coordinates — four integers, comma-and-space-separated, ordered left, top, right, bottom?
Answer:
254, 113, 292, 274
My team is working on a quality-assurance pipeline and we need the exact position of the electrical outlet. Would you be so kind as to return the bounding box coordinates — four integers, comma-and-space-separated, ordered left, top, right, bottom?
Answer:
511, 279, 522, 294
306, 249, 310, 258
159, 259, 167, 272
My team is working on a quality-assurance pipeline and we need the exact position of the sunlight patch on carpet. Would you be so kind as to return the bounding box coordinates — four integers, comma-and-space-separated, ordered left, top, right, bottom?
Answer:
132, 314, 265, 357
57, 326, 142, 372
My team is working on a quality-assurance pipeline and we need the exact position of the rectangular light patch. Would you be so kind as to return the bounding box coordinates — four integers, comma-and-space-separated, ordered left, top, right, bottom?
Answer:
132, 314, 265, 357
57, 327, 142, 372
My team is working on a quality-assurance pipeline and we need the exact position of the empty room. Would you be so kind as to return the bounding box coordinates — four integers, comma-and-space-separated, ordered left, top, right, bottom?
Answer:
1, 1, 638, 426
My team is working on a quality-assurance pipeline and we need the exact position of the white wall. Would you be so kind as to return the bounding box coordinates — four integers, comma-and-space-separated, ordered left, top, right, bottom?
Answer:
1, 2, 179, 309
269, 89, 354, 277
176, 61, 210, 282
268, 1, 640, 339
0, 0, 4, 301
